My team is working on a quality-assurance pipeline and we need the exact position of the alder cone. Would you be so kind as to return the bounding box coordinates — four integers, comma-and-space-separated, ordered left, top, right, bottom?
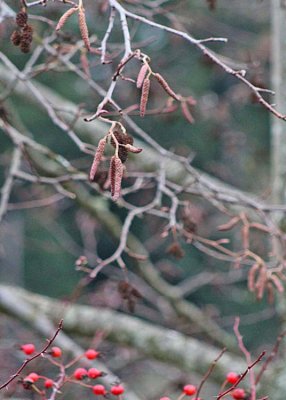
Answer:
11, 31, 22, 46
111, 131, 134, 163
16, 11, 28, 27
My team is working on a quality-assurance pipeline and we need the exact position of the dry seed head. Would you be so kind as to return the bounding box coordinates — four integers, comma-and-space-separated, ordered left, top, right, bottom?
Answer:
56, 7, 78, 31
16, 11, 28, 27
136, 64, 149, 89
78, 8, 91, 51
153, 73, 180, 101
110, 156, 123, 201
20, 41, 31, 53
140, 78, 150, 117
89, 137, 107, 181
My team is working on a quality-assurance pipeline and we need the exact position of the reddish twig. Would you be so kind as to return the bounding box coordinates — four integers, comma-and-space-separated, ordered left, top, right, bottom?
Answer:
233, 317, 256, 400
255, 330, 286, 385
0, 319, 63, 390
196, 347, 226, 399
217, 350, 265, 400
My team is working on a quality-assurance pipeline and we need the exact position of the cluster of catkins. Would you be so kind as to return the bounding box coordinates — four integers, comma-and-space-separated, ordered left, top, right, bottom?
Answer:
11, 10, 33, 53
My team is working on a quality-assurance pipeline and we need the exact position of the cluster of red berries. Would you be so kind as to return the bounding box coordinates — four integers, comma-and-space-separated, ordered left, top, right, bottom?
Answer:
18, 342, 249, 400
226, 372, 246, 399
10, 10, 33, 53
19, 344, 124, 397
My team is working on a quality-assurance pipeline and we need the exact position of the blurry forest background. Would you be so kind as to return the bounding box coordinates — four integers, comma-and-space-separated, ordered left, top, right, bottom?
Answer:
0, 0, 285, 399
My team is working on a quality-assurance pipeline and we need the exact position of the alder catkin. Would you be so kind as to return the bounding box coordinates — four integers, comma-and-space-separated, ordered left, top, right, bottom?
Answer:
89, 138, 106, 181
153, 73, 180, 101
110, 156, 123, 201
140, 78, 150, 117
136, 64, 149, 89
78, 8, 91, 51
56, 7, 78, 31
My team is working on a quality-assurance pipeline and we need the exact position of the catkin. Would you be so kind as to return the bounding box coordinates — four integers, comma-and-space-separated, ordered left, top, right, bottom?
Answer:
56, 7, 78, 31
153, 73, 180, 101
136, 64, 149, 89
78, 8, 91, 51
89, 138, 106, 181
110, 156, 123, 201
140, 78, 150, 117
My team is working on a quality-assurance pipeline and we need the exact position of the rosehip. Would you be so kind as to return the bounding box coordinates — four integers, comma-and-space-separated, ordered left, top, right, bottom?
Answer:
21, 343, 35, 355
231, 388, 246, 399
44, 379, 54, 389
183, 385, 197, 396
85, 349, 100, 360
50, 346, 62, 358
88, 368, 102, 379
27, 373, 39, 382
73, 368, 88, 380
226, 372, 239, 384
92, 384, 106, 395
111, 385, 125, 395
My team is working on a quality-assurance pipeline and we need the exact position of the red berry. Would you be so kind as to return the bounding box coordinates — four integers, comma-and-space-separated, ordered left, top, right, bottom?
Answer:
85, 349, 100, 360
111, 385, 125, 396
92, 384, 106, 395
227, 372, 239, 384
21, 343, 35, 355
183, 385, 197, 396
160, 398, 170, 400
44, 379, 54, 389
231, 388, 246, 400
50, 346, 62, 358
73, 368, 88, 380
27, 373, 39, 382
88, 368, 102, 379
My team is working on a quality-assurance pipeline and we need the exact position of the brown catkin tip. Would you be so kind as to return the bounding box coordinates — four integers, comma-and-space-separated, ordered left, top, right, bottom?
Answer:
110, 156, 123, 201
78, 8, 91, 51
89, 137, 107, 181
136, 64, 149, 89
11, 30, 22, 46
56, 7, 78, 31
140, 78, 150, 117
16, 11, 28, 28
153, 73, 180, 101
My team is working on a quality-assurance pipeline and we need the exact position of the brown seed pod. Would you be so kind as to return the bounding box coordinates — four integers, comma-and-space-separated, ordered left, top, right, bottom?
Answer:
78, 7, 91, 51
16, 11, 28, 28
110, 155, 123, 201
153, 72, 180, 101
136, 64, 149, 89
22, 24, 33, 44
56, 7, 78, 31
11, 30, 22, 46
140, 77, 150, 117
166, 242, 185, 259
